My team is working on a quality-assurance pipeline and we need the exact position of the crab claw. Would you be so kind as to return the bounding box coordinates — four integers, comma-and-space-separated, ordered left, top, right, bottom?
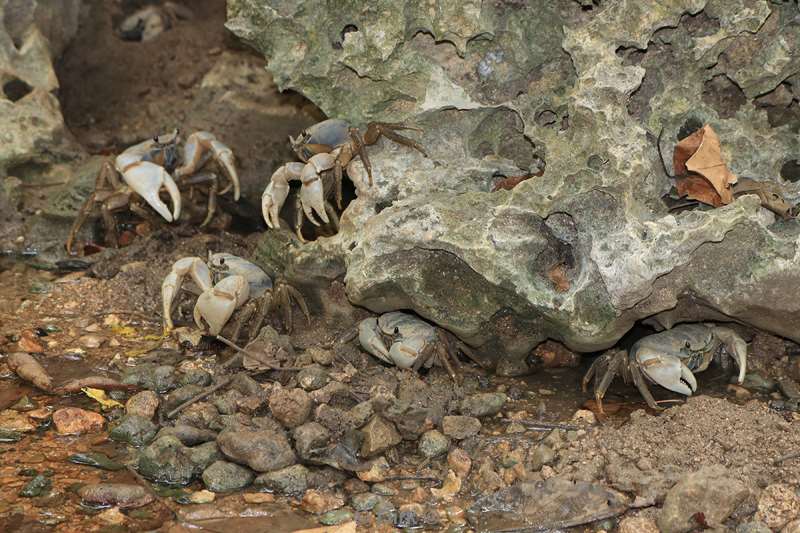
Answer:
262, 163, 303, 228
120, 161, 181, 222
389, 337, 427, 369
710, 326, 747, 384
299, 153, 336, 225
193, 275, 249, 335
635, 348, 697, 396
177, 132, 241, 201
358, 317, 392, 364
161, 257, 213, 330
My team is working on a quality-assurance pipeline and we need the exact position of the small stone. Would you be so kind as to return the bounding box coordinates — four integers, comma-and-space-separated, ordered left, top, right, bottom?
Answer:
301, 489, 345, 514
137, 436, 198, 485
97, 507, 127, 525
308, 346, 334, 366
19, 474, 51, 497
619, 516, 659, 533
109, 415, 158, 446
357, 457, 391, 482
727, 384, 752, 400
125, 391, 160, 419
156, 425, 217, 446
530, 443, 556, 471
430, 470, 461, 501
418, 430, 449, 458
293, 422, 331, 460
202, 460, 254, 492
189, 490, 216, 504
343, 478, 368, 494
164, 385, 204, 412
243, 492, 275, 503
459, 393, 507, 417
230, 373, 264, 397
755, 483, 800, 530
360, 416, 401, 458
319, 508, 353, 525
269, 387, 312, 428
571, 409, 597, 425
52, 407, 105, 435
742, 373, 777, 393
79, 483, 154, 509
351, 492, 379, 511
373, 497, 397, 522
10, 395, 37, 412
0, 409, 36, 432
447, 448, 472, 478
371, 483, 397, 496
79, 334, 104, 348
254, 464, 309, 496
297, 366, 331, 391
441, 415, 481, 439
735, 521, 772, 533
179, 370, 213, 388
175, 327, 203, 347
779, 378, 800, 400
397, 503, 424, 529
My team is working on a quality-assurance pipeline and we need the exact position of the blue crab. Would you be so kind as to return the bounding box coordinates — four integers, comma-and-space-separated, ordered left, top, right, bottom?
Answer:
582, 323, 747, 412
262, 119, 427, 241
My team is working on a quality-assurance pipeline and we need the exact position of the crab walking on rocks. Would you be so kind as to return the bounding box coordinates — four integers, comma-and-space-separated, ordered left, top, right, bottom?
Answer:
262, 118, 428, 241
161, 252, 308, 342
67, 130, 239, 253
358, 312, 478, 382
582, 323, 747, 412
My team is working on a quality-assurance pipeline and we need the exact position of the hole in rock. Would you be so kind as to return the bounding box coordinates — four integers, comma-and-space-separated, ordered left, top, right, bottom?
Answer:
3, 78, 32, 102
780, 160, 800, 183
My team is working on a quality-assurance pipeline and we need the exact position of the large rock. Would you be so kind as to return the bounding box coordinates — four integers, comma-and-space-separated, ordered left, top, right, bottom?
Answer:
231, 1, 800, 367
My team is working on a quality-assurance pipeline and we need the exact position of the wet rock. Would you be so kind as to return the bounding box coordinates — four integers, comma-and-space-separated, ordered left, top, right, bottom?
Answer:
442, 415, 481, 440
357, 457, 391, 483
242, 492, 274, 503
79, 483, 154, 509
351, 492, 379, 512
459, 393, 507, 418
658, 466, 748, 533
230, 373, 264, 397
68, 452, 124, 471
269, 387, 312, 428
217, 428, 296, 472
52, 407, 105, 435
297, 366, 331, 391
293, 422, 332, 460
176, 402, 221, 431
110, 415, 158, 447
359, 416, 401, 458
301, 489, 345, 514
125, 391, 160, 419
755, 483, 800, 530
138, 436, 198, 485
254, 464, 309, 496
418, 430, 449, 458
188, 490, 216, 504
164, 385, 205, 412
0, 409, 35, 433
19, 474, 51, 497
778, 378, 800, 401
123, 365, 176, 393
156, 425, 218, 446
97, 508, 126, 525
619, 516, 660, 533
202, 460, 254, 492
319, 508, 353, 526
188, 441, 223, 471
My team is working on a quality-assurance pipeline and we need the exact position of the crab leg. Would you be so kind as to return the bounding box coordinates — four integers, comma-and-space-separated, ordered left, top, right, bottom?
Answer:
119, 161, 182, 222
162, 257, 213, 330
300, 153, 336, 225
176, 132, 240, 201
711, 326, 747, 383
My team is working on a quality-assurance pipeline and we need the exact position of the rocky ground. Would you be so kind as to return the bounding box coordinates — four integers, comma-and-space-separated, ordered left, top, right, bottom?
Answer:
3, 1, 800, 532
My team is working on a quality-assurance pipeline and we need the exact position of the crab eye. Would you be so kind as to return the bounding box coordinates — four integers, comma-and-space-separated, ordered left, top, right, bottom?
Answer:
685, 340, 691, 349
219, 257, 225, 265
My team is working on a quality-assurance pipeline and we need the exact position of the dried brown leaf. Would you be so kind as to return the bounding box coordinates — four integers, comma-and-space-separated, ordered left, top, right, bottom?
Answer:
673, 125, 737, 206
547, 264, 570, 293
676, 174, 723, 207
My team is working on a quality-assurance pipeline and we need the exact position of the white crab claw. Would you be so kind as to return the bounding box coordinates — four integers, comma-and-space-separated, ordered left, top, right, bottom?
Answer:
210, 139, 240, 201
636, 348, 697, 396
262, 163, 303, 228
121, 161, 181, 222
193, 275, 249, 335
300, 153, 336, 225
358, 317, 392, 364
161, 257, 212, 330
711, 326, 747, 384
389, 337, 426, 369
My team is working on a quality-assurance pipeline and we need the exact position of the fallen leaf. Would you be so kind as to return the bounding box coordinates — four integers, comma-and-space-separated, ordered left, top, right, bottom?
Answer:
547, 264, 570, 292
673, 125, 737, 206
7, 352, 53, 391
82, 387, 124, 410
111, 324, 137, 338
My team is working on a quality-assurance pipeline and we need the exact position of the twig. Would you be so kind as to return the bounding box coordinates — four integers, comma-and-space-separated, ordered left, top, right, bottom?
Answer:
383, 475, 442, 486
166, 376, 232, 419
774, 451, 800, 465
216, 335, 304, 371
501, 419, 578, 431
125, 464, 178, 517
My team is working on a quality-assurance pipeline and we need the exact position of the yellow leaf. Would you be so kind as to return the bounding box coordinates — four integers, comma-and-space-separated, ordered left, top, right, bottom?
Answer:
81, 387, 123, 410
111, 324, 137, 338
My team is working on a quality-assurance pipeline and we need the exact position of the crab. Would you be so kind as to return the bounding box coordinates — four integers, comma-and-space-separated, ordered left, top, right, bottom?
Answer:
67, 130, 239, 254
118, 2, 193, 42
582, 323, 747, 412
357, 312, 476, 381
262, 119, 428, 242
161, 252, 308, 342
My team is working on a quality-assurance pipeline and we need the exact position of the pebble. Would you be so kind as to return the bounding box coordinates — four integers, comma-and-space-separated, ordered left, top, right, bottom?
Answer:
360, 416, 401, 457
217, 429, 297, 473
254, 464, 309, 496
19, 474, 51, 497
79, 334, 104, 348
189, 490, 216, 504
447, 448, 472, 478
779, 378, 800, 400
137, 436, 202, 485
727, 384, 752, 400
109, 414, 158, 446
126, 391, 160, 418
658, 466, 747, 532
441, 415, 481, 439
459, 393, 507, 417
308, 346, 334, 366
293, 422, 331, 459
350, 492, 379, 511
242, 492, 275, 503
297, 366, 331, 391
755, 483, 800, 530
418, 430, 450, 458
79, 483, 154, 509
0, 409, 36, 433
319, 508, 353, 526
373, 498, 397, 522
571, 409, 597, 425
269, 387, 312, 428
97, 508, 126, 525
301, 489, 345, 514
371, 483, 397, 496
357, 456, 391, 482
619, 516, 659, 533
202, 460, 254, 492
52, 407, 105, 435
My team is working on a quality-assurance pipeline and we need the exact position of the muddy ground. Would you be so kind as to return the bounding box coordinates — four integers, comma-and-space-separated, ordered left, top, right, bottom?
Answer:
2, 1, 800, 532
